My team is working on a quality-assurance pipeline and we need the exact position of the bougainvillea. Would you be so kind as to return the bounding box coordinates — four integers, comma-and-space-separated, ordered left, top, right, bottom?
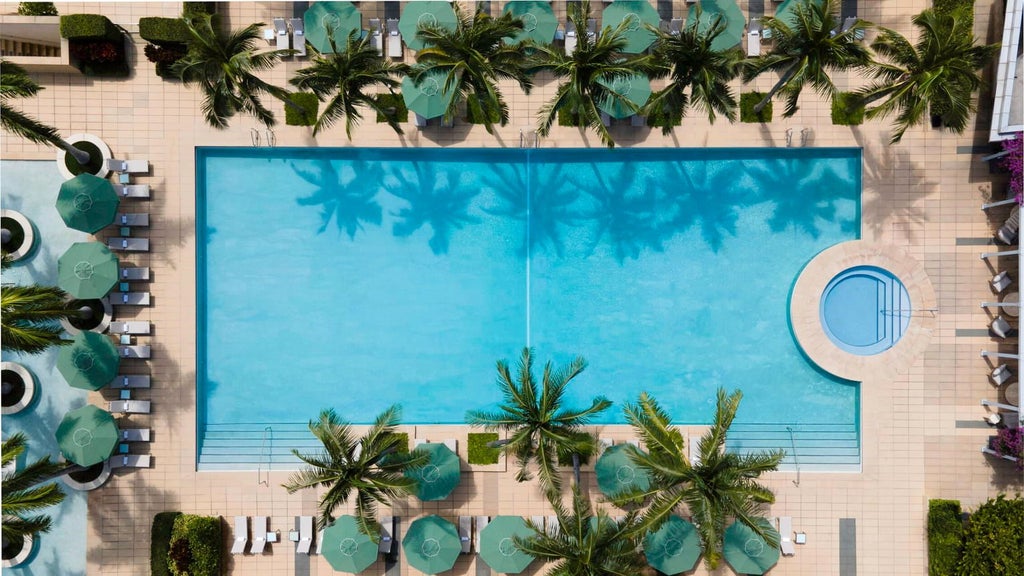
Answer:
1000, 132, 1023, 204
143, 43, 186, 65
69, 40, 121, 64
990, 426, 1023, 470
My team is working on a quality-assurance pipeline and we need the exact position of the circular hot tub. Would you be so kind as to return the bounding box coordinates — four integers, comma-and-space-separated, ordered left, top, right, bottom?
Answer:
820, 266, 911, 355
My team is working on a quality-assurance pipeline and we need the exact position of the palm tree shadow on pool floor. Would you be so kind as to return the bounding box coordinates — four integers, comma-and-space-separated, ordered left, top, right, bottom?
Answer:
381, 161, 482, 255
291, 159, 383, 240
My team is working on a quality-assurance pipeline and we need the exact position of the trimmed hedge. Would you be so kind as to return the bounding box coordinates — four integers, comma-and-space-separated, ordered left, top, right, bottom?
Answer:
375, 93, 408, 123
18, 2, 57, 15
151, 512, 182, 576
740, 92, 772, 123
466, 94, 500, 125
646, 106, 682, 130
957, 494, 1024, 576
285, 92, 320, 126
168, 514, 221, 576
467, 433, 501, 465
182, 2, 216, 17
557, 107, 582, 127
60, 14, 119, 41
927, 499, 962, 576
831, 92, 865, 126
139, 17, 190, 45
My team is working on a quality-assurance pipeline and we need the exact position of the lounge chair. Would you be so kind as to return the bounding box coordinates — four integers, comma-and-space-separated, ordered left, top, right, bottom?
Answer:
778, 516, 796, 556
546, 516, 558, 536
108, 375, 150, 389
290, 18, 306, 57
747, 19, 762, 57
600, 111, 612, 127
118, 213, 149, 227
108, 400, 151, 414
121, 267, 150, 281
993, 271, 1013, 293
107, 159, 149, 174
369, 18, 383, 55
586, 18, 597, 41
122, 428, 151, 442
251, 516, 268, 554
316, 529, 324, 554
106, 238, 150, 252
529, 516, 545, 531
297, 516, 313, 554
443, 439, 458, 454
109, 454, 151, 468
414, 113, 428, 128
232, 516, 248, 555
626, 439, 641, 448
386, 18, 402, 58
991, 364, 1014, 385
992, 315, 1016, 339
459, 516, 472, 553
840, 16, 865, 40
274, 18, 290, 51
114, 184, 150, 199
109, 291, 151, 305
379, 516, 395, 554
119, 345, 151, 359
599, 437, 613, 453
997, 205, 1020, 245
110, 321, 151, 335
630, 114, 646, 127
475, 516, 489, 543
564, 20, 577, 54
669, 17, 683, 36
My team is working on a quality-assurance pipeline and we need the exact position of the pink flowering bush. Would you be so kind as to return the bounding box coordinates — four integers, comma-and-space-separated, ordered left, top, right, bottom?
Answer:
1000, 132, 1023, 204
990, 426, 1023, 470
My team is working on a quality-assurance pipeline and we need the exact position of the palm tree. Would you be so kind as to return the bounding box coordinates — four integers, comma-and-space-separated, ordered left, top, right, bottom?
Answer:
621, 390, 783, 570
515, 486, 648, 575
644, 8, 744, 132
743, 0, 871, 116
2, 433, 66, 554
465, 348, 611, 497
532, 1, 661, 147
290, 32, 408, 138
283, 405, 429, 536
1, 284, 74, 355
855, 9, 999, 143
0, 61, 90, 165
172, 15, 294, 129
412, 3, 532, 133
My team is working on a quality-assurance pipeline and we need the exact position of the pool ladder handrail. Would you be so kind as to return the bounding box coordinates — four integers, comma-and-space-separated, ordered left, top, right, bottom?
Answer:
786, 425, 800, 487
250, 128, 261, 147
257, 426, 272, 485
785, 128, 793, 147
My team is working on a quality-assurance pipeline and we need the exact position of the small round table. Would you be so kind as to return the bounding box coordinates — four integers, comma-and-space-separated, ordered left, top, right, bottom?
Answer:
1005, 382, 1019, 407
1003, 292, 1019, 317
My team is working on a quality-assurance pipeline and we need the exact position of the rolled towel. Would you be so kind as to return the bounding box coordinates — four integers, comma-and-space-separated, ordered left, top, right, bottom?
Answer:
996, 205, 1020, 245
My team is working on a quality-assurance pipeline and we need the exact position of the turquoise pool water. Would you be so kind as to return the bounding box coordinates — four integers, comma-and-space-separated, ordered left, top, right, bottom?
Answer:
199, 147, 860, 445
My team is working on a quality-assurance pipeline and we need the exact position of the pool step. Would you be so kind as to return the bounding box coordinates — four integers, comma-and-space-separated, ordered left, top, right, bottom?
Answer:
726, 422, 860, 473
199, 423, 319, 470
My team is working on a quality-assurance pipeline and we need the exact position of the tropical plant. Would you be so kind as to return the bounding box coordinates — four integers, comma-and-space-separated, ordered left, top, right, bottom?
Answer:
282, 406, 429, 535
854, 9, 1000, 143
290, 32, 408, 138
2, 433, 66, 553
465, 347, 611, 496
620, 389, 784, 569
0, 61, 90, 164
171, 15, 294, 129
1001, 133, 1024, 202
743, 0, 871, 116
644, 7, 744, 132
956, 494, 1024, 576
515, 486, 647, 575
1, 284, 75, 355
412, 3, 532, 133
531, 1, 660, 147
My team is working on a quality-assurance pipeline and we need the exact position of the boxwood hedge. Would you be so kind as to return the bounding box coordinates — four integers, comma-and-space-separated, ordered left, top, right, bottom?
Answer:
168, 514, 221, 576
151, 512, 181, 576
59, 14, 119, 41
139, 17, 190, 45
927, 499, 962, 576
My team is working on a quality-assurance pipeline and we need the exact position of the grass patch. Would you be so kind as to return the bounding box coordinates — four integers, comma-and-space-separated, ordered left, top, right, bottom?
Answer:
466, 94, 501, 125
63, 141, 104, 175
151, 511, 182, 576
740, 92, 772, 123
927, 499, 963, 576
467, 433, 501, 465
831, 92, 865, 126
285, 92, 319, 126
168, 514, 221, 576
375, 93, 408, 123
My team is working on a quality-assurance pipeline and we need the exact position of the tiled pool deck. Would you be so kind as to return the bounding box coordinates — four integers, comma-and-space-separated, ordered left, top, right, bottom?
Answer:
2, 1, 1021, 574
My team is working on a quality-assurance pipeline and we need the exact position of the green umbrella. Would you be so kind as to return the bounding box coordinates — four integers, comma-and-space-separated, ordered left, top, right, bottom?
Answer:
55, 405, 119, 467
773, 0, 823, 28
723, 519, 780, 575
644, 516, 702, 575
686, 0, 745, 52
55, 173, 119, 234
402, 515, 462, 574
405, 442, 461, 501
597, 73, 651, 119
503, 1, 558, 45
595, 443, 651, 497
57, 331, 120, 391
398, 1, 457, 51
57, 242, 120, 299
601, 0, 659, 53
321, 515, 379, 573
304, 1, 362, 53
402, 71, 457, 120
478, 516, 535, 574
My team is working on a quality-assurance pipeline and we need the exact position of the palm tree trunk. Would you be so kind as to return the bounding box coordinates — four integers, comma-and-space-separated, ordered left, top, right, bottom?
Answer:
754, 65, 797, 113
54, 139, 92, 167
572, 453, 581, 487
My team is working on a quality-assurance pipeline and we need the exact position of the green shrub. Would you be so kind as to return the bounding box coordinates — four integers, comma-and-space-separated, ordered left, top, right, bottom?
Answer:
927, 499, 963, 576
60, 14, 119, 40
385, 432, 409, 454
646, 106, 682, 130
466, 94, 501, 125
831, 92, 865, 126
17, 2, 57, 16
182, 2, 216, 17
151, 512, 182, 576
63, 141, 104, 175
467, 433, 501, 465
558, 107, 582, 127
957, 494, 1024, 576
139, 17, 190, 44
556, 432, 595, 467
740, 92, 772, 123
168, 514, 221, 576
285, 92, 320, 126
933, 0, 974, 30
375, 93, 408, 123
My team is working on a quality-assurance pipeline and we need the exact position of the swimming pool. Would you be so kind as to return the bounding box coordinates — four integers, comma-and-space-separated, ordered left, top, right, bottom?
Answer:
820, 266, 911, 355
197, 147, 861, 469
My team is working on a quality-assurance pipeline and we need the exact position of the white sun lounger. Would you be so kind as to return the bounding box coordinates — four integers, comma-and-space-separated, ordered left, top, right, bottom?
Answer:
530, 516, 545, 532
991, 364, 1014, 385
546, 516, 558, 536
109, 454, 151, 469
251, 516, 268, 554
119, 345, 151, 359
117, 213, 149, 227
109, 375, 150, 389
290, 18, 306, 57
997, 205, 1020, 245
992, 270, 1013, 293
386, 18, 402, 57
232, 516, 248, 555
564, 20, 577, 54
379, 516, 395, 554
114, 184, 150, 199
122, 428, 151, 442
778, 516, 796, 555
747, 19, 762, 56
475, 516, 489, 544
107, 238, 149, 252
443, 439, 458, 455
459, 516, 472, 553
992, 315, 1015, 339
586, 18, 597, 41
274, 18, 290, 51
107, 159, 149, 174
369, 18, 383, 55
110, 292, 151, 305
109, 400, 151, 414
110, 321, 151, 335
669, 17, 683, 36
120, 267, 150, 281
297, 516, 313, 554
414, 113, 428, 128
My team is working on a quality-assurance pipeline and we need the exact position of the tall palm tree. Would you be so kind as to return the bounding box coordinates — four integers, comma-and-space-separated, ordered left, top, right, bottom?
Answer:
621, 390, 783, 569
290, 32, 408, 138
1, 284, 74, 355
283, 405, 429, 536
412, 3, 532, 133
644, 8, 744, 132
172, 15, 294, 129
743, 0, 871, 116
2, 433, 66, 553
515, 486, 648, 575
465, 348, 611, 497
0, 61, 90, 165
532, 1, 661, 147
855, 9, 999, 143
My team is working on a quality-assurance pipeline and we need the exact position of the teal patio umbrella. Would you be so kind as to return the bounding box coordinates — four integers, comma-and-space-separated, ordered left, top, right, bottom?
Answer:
55, 173, 119, 233
478, 516, 535, 574
398, 1, 458, 51
595, 443, 651, 497
773, 0, 823, 28
304, 1, 363, 53
405, 441, 461, 501
402, 71, 457, 120
643, 516, 702, 575
402, 515, 462, 574
723, 519, 780, 575
321, 515, 379, 573
57, 331, 120, 391
601, 0, 659, 53
686, 0, 745, 51
58, 242, 120, 299
503, 1, 558, 45
597, 73, 651, 119
55, 405, 119, 467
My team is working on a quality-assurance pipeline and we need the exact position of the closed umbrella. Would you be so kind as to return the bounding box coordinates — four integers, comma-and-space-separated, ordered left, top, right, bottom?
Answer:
402, 515, 462, 574
398, 1, 458, 51
404, 441, 461, 501
402, 71, 457, 120
321, 515, 379, 573
723, 519, 780, 575
643, 516, 702, 575
503, 1, 558, 45
596, 443, 651, 497
55, 173, 119, 234
57, 331, 119, 391
601, 0, 659, 53
55, 405, 119, 467
478, 516, 535, 574
597, 73, 651, 119
304, 1, 362, 53
58, 242, 120, 299
686, 0, 745, 51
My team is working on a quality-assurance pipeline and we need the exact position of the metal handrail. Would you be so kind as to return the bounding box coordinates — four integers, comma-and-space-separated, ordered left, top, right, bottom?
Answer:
786, 426, 800, 487
258, 426, 272, 485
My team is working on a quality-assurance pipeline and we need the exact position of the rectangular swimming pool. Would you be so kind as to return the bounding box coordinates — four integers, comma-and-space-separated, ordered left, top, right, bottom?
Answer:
197, 147, 861, 469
